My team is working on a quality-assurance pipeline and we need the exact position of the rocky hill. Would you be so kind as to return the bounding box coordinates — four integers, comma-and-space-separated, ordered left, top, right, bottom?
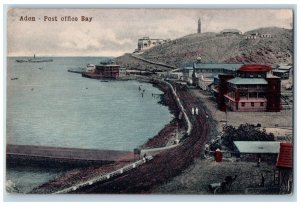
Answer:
116, 27, 292, 69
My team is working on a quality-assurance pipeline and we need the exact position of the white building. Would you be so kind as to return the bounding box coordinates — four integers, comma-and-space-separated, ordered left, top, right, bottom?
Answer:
137, 37, 171, 52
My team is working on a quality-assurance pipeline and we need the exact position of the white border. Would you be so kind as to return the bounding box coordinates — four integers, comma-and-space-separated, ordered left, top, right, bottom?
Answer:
1, 0, 299, 204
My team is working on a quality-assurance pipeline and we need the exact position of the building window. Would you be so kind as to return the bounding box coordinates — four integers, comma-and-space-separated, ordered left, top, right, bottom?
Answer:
251, 102, 254, 107
249, 92, 257, 98
260, 102, 264, 107
241, 102, 245, 107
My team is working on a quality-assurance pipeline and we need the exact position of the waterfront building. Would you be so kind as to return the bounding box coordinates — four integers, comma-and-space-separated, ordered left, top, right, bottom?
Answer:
82, 63, 126, 79
156, 71, 183, 80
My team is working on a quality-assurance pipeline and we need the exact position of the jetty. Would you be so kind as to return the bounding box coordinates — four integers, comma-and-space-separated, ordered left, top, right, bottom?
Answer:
67, 69, 84, 74
6, 144, 135, 167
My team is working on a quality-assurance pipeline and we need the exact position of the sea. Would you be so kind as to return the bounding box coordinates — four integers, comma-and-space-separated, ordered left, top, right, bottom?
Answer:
6, 57, 173, 193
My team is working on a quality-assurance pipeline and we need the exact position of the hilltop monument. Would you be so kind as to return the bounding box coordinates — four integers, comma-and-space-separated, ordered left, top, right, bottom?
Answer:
197, 18, 201, 33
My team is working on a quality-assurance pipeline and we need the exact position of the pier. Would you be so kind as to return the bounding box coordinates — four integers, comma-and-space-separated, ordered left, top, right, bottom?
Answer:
6, 144, 135, 167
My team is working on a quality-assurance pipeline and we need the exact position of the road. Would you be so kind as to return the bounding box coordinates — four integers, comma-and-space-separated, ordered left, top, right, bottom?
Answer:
72, 83, 214, 193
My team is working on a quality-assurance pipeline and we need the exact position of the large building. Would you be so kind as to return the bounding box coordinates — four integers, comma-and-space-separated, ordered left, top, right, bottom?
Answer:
82, 63, 126, 79
219, 29, 242, 37
183, 62, 242, 90
136, 37, 171, 52
216, 64, 281, 112
184, 62, 282, 112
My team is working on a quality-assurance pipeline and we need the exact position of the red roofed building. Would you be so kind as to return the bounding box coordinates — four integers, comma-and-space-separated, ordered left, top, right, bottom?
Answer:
275, 142, 293, 193
276, 142, 293, 168
217, 64, 281, 112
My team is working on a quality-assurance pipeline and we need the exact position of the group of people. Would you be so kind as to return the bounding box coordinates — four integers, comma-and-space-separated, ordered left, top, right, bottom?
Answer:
139, 85, 146, 97
191, 107, 209, 119
191, 107, 199, 115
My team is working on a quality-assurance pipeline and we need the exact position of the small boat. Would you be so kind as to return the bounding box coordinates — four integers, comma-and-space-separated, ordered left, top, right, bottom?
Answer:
28, 59, 53, 63
16, 54, 53, 63
16, 59, 28, 63
10, 77, 19, 80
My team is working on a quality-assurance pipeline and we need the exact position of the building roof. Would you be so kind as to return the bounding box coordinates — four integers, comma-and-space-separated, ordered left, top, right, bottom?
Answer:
193, 63, 243, 71
213, 74, 219, 79
239, 64, 272, 72
227, 77, 268, 85
272, 69, 290, 73
96, 64, 120, 67
234, 141, 281, 154
183, 66, 194, 70
276, 64, 293, 70
276, 142, 293, 168
221, 29, 242, 33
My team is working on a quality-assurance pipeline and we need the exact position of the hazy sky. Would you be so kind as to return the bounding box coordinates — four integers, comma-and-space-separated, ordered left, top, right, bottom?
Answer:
7, 8, 293, 57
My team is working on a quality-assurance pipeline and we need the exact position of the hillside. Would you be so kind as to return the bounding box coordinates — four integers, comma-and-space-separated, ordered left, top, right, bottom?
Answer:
116, 27, 292, 69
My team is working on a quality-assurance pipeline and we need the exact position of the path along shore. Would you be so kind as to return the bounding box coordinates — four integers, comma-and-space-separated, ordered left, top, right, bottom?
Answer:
70, 81, 215, 194
30, 77, 191, 194
30, 55, 216, 194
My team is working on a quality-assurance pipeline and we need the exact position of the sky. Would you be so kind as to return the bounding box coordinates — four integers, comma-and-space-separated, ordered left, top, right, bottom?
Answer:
7, 8, 293, 57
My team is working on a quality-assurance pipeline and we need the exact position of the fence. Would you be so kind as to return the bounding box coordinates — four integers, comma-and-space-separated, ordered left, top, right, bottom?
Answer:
54, 156, 153, 194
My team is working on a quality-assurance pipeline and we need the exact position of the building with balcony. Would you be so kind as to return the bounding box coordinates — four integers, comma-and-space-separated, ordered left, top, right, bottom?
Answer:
217, 65, 281, 112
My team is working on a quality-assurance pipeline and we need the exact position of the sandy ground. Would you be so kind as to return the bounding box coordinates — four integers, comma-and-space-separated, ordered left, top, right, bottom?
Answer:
151, 87, 293, 195
152, 158, 278, 194
191, 89, 293, 133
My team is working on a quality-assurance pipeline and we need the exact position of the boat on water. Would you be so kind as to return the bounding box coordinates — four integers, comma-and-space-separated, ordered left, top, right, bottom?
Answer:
16, 54, 53, 63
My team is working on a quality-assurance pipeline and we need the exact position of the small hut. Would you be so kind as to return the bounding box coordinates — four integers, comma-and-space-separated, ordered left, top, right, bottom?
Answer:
275, 142, 293, 193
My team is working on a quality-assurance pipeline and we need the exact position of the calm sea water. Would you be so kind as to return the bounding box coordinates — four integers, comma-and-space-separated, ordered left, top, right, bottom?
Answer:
6, 57, 173, 193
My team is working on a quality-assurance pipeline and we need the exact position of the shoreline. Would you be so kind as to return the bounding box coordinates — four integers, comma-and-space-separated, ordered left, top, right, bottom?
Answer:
67, 82, 212, 194
29, 53, 216, 194
29, 76, 182, 194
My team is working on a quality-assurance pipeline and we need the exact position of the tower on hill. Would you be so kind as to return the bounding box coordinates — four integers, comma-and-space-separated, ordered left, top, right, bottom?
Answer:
198, 18, 201, 33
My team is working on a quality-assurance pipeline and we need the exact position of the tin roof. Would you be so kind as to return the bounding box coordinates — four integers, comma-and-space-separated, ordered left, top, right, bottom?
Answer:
193, 63, 243, 71
227, 77, 268, 85
272, 69, 289, 73
184, 66, 193, 70
234, 141, 281, 154
96, 64, 120, 67
276, 142, 293, 168
277, 64, 293, 70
